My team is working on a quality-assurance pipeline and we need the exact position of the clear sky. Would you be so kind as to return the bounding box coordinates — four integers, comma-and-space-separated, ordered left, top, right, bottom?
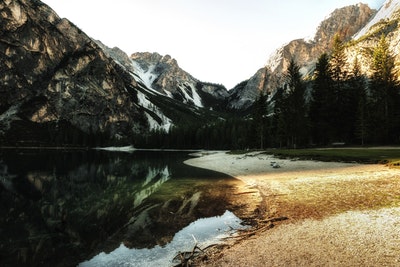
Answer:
41, 0, 386, 89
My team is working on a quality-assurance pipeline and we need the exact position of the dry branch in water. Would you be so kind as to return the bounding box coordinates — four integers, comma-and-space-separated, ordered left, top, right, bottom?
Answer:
173, 243, 228, 267
223, 216, 289, 241
172, 244, 203, 267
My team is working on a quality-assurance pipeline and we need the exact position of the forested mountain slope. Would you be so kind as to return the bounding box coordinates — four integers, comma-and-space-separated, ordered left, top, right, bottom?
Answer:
1, 0, 399, 148
0, 0, 224, 146
228, 3, 376, 109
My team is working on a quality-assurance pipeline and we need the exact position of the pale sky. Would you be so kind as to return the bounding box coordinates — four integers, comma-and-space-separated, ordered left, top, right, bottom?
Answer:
41, 0, 385, 89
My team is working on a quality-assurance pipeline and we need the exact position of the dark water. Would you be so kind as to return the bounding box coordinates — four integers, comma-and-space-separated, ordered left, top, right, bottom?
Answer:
0, 149, 243, 267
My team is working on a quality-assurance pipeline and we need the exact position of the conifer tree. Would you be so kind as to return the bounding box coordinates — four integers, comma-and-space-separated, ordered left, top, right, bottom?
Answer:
309, 53, 334, 144
369, 34, 399, 143
351, 57, 368, 145
329, 34, 353, 142
253, 92, 268, 149
330, 34, 348, 82
283, 58, 308, 148
372, 35, 396, 85
269, 87, 285, 148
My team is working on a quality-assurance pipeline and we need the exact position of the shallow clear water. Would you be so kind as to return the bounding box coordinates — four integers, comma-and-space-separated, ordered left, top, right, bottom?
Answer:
80, 210, 246, 267
0, 149, 242, 266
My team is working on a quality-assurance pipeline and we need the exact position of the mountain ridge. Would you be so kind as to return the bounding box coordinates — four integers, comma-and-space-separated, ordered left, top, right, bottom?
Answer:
130, 51, 229, 110
228, 3, 378, 109
1, 0, 400, 146
0, 0, 226, 146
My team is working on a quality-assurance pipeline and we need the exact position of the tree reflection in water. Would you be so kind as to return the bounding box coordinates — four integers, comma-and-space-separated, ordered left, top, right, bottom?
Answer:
0, 150, 242, 266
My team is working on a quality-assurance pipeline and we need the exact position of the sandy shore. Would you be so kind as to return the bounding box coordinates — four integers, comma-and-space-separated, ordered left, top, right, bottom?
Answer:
184, 151, 400, 266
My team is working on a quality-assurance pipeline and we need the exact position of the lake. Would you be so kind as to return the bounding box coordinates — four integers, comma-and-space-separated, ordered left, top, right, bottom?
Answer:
0, 149, 246, 266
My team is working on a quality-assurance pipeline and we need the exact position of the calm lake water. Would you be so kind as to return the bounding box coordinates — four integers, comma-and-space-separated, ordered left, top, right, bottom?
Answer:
0, 149, 245, 267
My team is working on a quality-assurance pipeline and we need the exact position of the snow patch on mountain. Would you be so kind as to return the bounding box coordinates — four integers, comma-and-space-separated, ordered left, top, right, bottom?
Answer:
137, 91, 172, 132
354, 0, 400, 39
267, 47, 284, 73
131, 60, 157, 91
178, 82, 203, 107
191, 86, 203, 107
130, 55, 204, 107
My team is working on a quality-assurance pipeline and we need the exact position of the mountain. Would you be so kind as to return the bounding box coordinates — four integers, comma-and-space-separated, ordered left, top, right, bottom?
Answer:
346, 0, 400, 76
354, 0, 400, 39
0, 0, 148, 145
2, 0, 400, 147
95, 44, 229, 111
228, 3, 377, 109
130, 52, 229, 110
97, 45, 230, 130
0, 0, 225, 146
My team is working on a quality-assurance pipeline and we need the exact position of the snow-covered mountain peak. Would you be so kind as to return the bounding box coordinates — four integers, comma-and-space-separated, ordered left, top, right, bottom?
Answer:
130, 52, 202, 106
130, 52, 228, 110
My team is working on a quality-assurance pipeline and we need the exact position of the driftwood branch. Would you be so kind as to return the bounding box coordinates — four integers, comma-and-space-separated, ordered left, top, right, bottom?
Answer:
225, 216, 289, 240
172, 243, 204, 267
260, 216, 289, 224
171, 217, 289, 266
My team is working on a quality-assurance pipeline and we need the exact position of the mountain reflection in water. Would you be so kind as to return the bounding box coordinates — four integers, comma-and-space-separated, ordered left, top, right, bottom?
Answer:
80, 210, 245, 267
0, 149, 242, 267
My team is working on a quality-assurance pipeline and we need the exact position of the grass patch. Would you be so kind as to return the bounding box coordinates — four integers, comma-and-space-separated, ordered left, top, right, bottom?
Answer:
263, 148, 400, 165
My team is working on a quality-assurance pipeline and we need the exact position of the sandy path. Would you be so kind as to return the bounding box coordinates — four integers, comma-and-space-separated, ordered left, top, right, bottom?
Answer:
185, 151, 400, 266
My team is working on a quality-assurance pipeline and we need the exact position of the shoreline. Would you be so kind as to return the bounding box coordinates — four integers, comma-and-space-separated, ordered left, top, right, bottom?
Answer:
184, 151, 400, 266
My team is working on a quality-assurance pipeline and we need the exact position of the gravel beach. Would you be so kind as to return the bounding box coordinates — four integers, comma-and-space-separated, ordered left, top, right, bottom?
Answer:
185, 151, 400, 266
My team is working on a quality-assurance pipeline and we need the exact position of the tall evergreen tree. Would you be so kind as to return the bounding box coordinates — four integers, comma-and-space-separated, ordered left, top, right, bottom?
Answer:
253, 92, 268, 149
329, 34, 354, 142
270, 87, 285, 148
369, 34, 399, 143
330, 34, 348, 82
282, 58, 308, 148
351, 57, 368, 145
309, 53, 335, 144
372, 35, 396, 85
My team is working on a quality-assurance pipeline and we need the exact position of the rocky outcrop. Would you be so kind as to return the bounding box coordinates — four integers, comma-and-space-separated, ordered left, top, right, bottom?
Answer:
346, 0, 400, 77
228, 68, 269, 109
0, 0, 234, 146
131, 52, 229, 110
228, 3, 376, 109
0, 0, 149, 145
2, 0, 398, 143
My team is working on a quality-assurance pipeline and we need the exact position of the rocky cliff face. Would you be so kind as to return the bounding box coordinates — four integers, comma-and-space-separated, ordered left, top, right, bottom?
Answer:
0, 0, 228, 146
98, 46, 229, 129
227, 68, 269, 109
2, 0, 399, 144
0, 0, 149, 145
131, 52, 229, 110
346, 0, 400, 77
228, 3, 376, 109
